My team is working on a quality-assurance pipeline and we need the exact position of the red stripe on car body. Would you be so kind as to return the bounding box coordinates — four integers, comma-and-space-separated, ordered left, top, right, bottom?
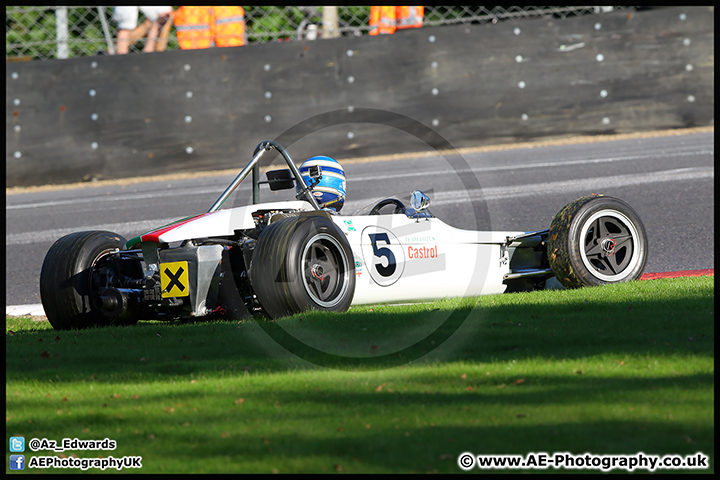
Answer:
140, 213, 209, 243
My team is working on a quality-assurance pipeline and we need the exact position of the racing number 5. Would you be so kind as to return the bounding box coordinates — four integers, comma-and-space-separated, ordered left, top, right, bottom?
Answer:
369, 233, 396, 277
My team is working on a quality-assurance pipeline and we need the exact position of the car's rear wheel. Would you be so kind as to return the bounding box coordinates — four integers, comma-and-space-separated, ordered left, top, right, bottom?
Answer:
250, 213, 355, 318
40, 231, 134, 330
548, 195, 648, 288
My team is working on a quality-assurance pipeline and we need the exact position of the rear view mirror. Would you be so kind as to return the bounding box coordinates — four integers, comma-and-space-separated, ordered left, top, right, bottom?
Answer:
411, 190, 430, 211
265, 169, 295, 191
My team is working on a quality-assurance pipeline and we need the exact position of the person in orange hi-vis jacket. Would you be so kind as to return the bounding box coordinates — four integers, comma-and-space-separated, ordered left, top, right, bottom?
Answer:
212, 6, 246, 47
174, 6, 245, 49
369, 6, 423, 36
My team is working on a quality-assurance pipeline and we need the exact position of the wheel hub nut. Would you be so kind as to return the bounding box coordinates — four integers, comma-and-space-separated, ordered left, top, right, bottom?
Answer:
601, 238, 616, 256
311, 264, 324, 281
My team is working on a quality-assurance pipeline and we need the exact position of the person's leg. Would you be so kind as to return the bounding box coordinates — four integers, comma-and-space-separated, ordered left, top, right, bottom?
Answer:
117, 21, 150, 54
140, 7, 173, 52
128, 20, 150, 44
154, 13, 173, 52
142, 18, 160, 52
114, 6, 141, 54
115, 29, 131, 54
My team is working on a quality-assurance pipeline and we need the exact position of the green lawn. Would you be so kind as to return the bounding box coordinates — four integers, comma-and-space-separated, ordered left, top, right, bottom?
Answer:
5, 275, 714, 473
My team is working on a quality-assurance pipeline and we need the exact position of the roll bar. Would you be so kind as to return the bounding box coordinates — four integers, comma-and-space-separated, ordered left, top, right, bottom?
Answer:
207, 140, 322, 213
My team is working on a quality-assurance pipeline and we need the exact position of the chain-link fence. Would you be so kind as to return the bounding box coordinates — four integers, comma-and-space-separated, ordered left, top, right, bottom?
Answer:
6, 6, 626, 61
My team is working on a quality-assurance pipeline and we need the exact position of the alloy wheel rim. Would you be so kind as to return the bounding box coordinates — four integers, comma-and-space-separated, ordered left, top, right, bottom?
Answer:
579, 209, 641, 282
301, 233, 349, 307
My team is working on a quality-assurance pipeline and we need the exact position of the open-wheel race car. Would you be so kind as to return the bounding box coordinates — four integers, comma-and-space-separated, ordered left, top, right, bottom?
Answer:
40, 140, 648, 330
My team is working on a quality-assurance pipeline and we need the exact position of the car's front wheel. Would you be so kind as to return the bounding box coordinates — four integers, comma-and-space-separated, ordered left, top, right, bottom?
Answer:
548, 195, 648, 288
250, 213, 355, 318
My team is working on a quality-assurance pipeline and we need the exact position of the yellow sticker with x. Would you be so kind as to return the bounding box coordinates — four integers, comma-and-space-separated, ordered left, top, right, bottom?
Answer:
160, 261, 189, 298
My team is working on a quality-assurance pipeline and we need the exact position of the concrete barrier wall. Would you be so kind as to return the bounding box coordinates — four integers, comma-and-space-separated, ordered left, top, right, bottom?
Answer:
6, 7, 714, 187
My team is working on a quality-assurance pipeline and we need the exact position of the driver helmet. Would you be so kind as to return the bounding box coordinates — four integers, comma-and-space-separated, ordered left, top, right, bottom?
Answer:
297, 156, 346, 212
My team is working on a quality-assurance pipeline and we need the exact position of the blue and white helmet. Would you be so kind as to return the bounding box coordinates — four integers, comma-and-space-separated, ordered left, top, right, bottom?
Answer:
297, 155, 346, 212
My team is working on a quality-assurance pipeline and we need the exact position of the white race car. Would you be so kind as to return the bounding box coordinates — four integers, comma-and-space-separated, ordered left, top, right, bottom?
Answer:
40, 141, 648, 329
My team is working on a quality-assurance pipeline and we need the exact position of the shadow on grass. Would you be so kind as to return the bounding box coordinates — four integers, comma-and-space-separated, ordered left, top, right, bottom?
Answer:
141, 420, 714, 473
6, 278, 714, 380
10, 372, 713, 412
6, 278, 713, 472
6, 374, 714, 472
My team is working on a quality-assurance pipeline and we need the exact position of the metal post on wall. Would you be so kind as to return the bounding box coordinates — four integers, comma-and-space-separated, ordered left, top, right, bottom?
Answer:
98, 7, 116, 55
56, 7, 69, 59
322, 6, 339, 39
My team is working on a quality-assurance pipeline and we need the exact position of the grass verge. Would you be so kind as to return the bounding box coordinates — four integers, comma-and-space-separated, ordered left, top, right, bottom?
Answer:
6, 275, 714, 473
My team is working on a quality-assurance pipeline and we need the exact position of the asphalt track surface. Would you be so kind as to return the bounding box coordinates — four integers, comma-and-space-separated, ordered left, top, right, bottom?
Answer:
5, 129, 714, 310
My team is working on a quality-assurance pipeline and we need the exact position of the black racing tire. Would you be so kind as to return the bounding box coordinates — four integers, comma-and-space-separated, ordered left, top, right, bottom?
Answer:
547, 195, 648, 289
40, 231, 130, 330
250, 213, 355, 319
